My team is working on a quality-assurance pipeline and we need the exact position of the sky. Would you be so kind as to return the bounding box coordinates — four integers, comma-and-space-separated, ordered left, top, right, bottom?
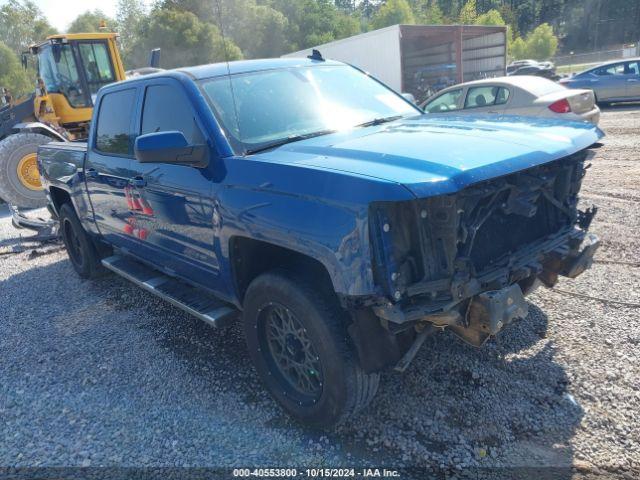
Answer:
0, 0, 151, 32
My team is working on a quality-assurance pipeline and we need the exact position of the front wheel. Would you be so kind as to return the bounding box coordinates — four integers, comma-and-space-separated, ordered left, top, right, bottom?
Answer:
243, 270, 379, 428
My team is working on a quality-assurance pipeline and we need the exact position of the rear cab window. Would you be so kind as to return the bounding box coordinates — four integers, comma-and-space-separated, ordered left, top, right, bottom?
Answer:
95, 88, 137, 156
464, 86, 510, 108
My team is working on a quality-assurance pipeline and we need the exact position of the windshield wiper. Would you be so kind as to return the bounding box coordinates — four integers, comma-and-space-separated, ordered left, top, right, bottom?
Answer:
355, 115, 404, 128
245, 129, 336, 155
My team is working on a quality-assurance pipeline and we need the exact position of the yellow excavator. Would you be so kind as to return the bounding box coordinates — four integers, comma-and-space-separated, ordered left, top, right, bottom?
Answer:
0, 30, 159, 219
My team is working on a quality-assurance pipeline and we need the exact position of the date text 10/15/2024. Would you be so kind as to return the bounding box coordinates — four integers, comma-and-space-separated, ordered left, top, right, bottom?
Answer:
233, 468, 401, 478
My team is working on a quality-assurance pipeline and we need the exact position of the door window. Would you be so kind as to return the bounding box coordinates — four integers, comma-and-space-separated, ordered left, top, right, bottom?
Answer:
95, 89, 136, 155
38, 44, 86, 107
626, 61, 639, 75
141, 84, 204, 144
464, 86, 510, 109
423, 89, 462, 113
593, 63, 625, 76
77, 42, 116, 97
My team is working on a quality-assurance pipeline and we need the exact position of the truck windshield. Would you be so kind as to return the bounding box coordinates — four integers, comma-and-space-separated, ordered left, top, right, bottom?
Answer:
199, 65, 418, 155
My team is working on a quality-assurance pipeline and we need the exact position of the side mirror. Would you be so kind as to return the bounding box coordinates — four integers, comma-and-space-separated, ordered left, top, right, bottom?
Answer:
401, 92, 416, 104
134, 131, 208, 167
149, 48, 161, 69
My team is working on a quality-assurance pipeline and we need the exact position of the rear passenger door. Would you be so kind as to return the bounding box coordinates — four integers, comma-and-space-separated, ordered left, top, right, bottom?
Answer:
590, 62, 630, 101
128, 79, 220, 288
624, 61, 640, 99
462, 85, 510, 114
85, 87, 137, 245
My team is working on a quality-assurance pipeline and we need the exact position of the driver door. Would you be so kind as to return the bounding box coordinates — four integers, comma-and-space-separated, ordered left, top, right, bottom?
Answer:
127, 80, 221, 289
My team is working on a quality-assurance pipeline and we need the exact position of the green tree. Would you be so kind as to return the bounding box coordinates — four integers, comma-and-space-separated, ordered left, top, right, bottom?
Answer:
269, 0, 360, 51
245, 5, 289, 58
218, 0, 290, 58
357, 0, 383, 21
0, 41, 31, 96
371, 0, 415, 30
116, 0, 146, 67
475, 9, 505, 26
524, 23, 558, 60
129, 8, 241, 69
160, 0, 294, 58
458, 0, 477, 24
410, 0, 444, 24
510, 36, 527, 59
68, 10, 114, 33
0, 0, 56, 54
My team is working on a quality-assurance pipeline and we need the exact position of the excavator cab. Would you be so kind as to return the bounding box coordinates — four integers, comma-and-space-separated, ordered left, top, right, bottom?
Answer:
0, 32, 127, 211
30, 33, 126, 139
0, 30, 159, 214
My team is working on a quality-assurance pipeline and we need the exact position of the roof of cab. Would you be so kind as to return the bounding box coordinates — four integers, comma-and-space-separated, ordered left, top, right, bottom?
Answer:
177, 57, 344, 80
99, 57, 346, 93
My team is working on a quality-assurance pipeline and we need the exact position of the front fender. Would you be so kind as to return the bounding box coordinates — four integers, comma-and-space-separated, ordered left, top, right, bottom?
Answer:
216, 157, 415, 297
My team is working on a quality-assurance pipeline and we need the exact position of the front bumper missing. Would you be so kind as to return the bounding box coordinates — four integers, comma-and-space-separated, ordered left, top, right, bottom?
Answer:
450, 283, 529, 346
378, 230, 600, 352
539, 232, 600, 287
9, 204, 59, 240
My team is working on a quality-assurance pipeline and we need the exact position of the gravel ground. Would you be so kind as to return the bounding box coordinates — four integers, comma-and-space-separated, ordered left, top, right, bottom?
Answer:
1, 106, 639, 479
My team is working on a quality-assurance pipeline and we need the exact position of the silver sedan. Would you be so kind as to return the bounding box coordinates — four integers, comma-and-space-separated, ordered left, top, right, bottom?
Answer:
559, 58, 640, 105
421, 76, 600, 125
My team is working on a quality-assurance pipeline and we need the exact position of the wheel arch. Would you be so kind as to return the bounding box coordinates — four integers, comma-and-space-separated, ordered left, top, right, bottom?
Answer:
11, 122, 66, 142
229, 236, 337, 305
48, 185, 72, 216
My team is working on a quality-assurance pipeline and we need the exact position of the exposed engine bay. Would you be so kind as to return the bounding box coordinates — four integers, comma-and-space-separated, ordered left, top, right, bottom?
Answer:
367, 146, 600, 350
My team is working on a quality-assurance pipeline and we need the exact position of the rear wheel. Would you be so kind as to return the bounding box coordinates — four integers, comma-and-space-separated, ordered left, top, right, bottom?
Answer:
594, 94, 610, 108
243, 270, 379, 427
0, 133, 51, 208
59, 203, 106, 279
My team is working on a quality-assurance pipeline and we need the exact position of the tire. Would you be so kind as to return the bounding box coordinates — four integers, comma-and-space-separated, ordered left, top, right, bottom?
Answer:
59, 203, 106, 279
594, 94, 609, 108
0, 133, 52, 208
243, 270, 379, 428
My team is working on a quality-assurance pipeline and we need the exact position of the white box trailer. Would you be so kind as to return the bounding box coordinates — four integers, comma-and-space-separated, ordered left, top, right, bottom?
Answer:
283, 24, 508, 104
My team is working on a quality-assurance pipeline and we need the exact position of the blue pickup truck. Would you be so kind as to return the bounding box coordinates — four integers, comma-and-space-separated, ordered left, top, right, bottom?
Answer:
39, 57, 603, 426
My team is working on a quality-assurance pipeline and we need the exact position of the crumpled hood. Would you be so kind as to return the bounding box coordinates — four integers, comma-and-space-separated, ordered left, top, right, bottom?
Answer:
258, 114, 604, 198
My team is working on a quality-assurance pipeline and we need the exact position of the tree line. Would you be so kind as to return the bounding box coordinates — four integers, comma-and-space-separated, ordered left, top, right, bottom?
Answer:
1, 0, 639, 97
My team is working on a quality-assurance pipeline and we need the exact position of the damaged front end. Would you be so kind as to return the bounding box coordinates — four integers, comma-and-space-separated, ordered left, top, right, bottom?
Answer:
367, 147, 600, 352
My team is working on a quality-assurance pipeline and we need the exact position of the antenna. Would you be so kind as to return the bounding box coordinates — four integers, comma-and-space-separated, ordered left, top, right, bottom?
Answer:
307, 49, 325, 61
213, 0, 241, 148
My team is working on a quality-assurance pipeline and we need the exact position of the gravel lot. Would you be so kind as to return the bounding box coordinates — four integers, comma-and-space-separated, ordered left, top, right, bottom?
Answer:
1, 106, 639, 479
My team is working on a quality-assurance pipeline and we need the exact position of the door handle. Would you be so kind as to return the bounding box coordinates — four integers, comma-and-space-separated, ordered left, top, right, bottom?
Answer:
130, 176, 146, 188
628, 78, 639, 82
86, 168, 98, 178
